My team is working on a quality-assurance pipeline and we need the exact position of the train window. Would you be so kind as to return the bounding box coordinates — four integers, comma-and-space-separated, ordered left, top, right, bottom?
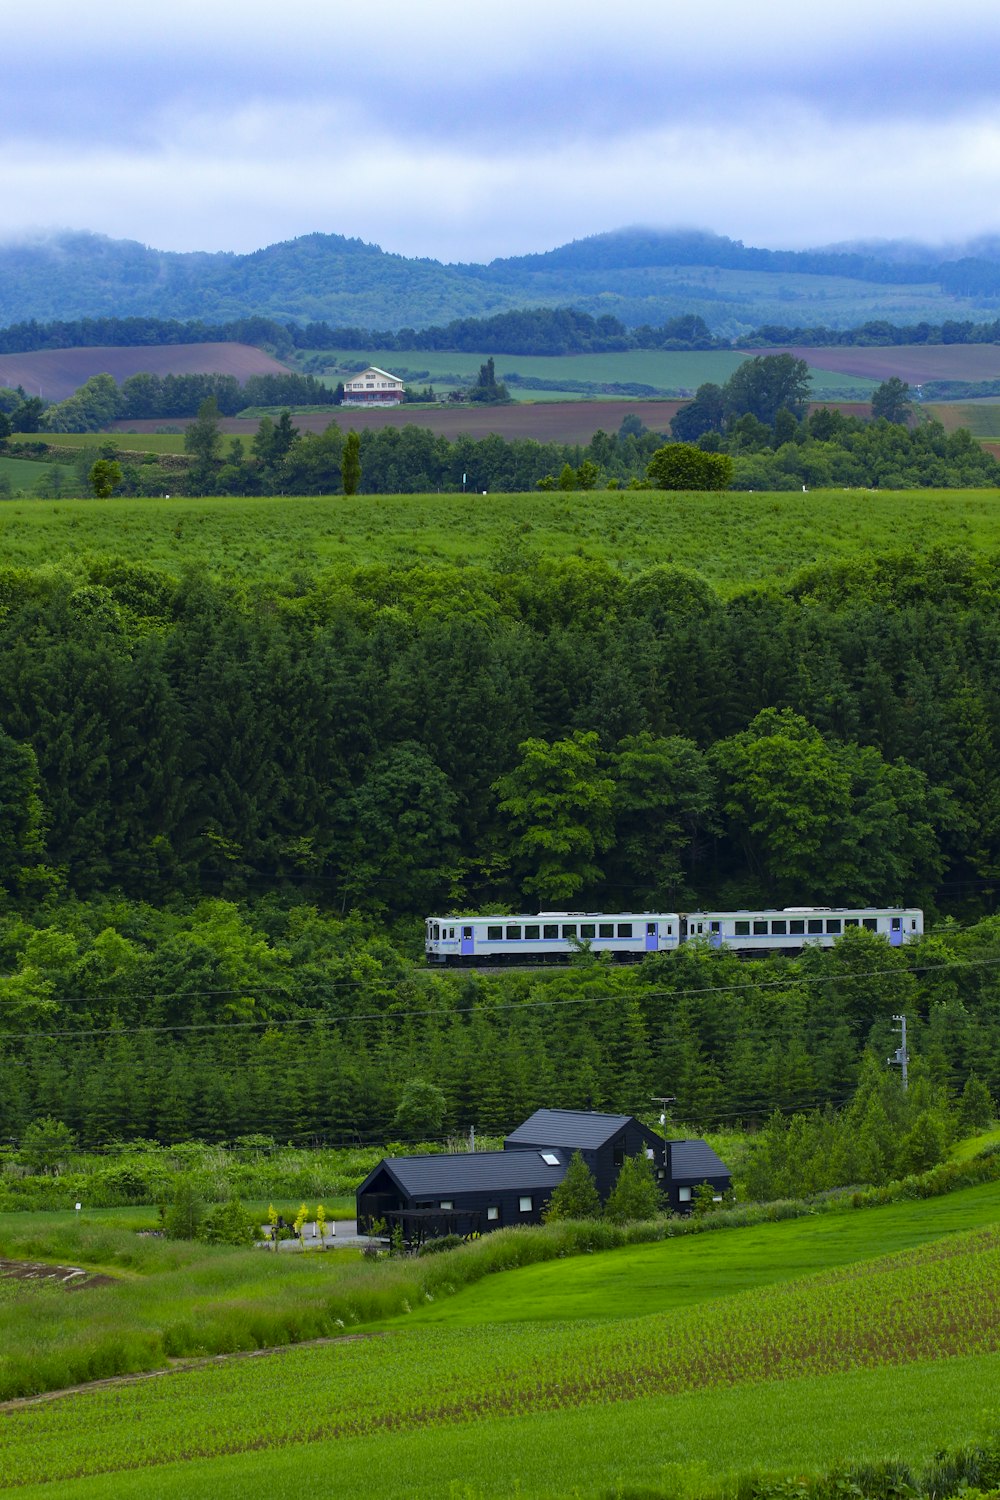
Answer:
450, 927, 456, 938
845, 918, 859, 928
911, 919, 917, 931
433, 924, 440, 939
506, 925, 521, 940
790, 919, 805, 935
753, 920, 768, 935
771, 920, 787, 935
562, 924, 577, 938
543, 924, 559, 939
666, 924, 673, 935
487, 926, 502, 940
808, 919, 823, 934
462, 927, 472, 938
863, 918, 877, 931
581, 923, 596, 939
617, 923, 633, 937
599, 923, 614, 938
735, 920, 750, 936
524, 925, 540, 939
826, 919, 841, 934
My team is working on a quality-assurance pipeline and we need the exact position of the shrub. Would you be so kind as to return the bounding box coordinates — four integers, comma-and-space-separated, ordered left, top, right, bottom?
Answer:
200, 1198, 256, 1248
542, 1151, 601, 1222
604, 1153, 660, 1224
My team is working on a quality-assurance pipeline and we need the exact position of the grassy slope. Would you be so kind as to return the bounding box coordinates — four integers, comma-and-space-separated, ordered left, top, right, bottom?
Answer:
2, 1184, 999, 1495
0, 489, 998, 590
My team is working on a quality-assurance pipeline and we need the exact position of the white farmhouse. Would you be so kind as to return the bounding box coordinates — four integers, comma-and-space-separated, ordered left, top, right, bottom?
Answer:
341, 366, 405, 406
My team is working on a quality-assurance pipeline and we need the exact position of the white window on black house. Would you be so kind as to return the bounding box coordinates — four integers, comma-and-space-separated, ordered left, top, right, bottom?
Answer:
519, 1196, 533, 1212
487, 1206, 499, 1221
439, 1201, 454, 1211
678, 1186, 692, 1202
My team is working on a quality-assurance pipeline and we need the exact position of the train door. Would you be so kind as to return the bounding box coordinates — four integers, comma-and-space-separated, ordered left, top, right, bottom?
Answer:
461, 925, 474, 957
889, 916, 903, 948
709, 920, 723, 949
645, 922, 658, 952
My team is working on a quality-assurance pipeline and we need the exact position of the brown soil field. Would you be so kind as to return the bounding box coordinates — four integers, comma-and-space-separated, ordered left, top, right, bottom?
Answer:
113, 399, 684, 445
0, 344, 289, 403
773, 344, 1000, 383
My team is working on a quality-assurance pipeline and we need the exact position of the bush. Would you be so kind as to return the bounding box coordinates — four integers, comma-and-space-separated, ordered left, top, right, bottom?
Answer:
200, 1198, 256, 1248
543, 1151, 601, 1222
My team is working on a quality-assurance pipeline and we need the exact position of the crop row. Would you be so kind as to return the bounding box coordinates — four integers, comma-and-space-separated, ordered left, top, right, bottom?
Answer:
2, 1225, 998, 1488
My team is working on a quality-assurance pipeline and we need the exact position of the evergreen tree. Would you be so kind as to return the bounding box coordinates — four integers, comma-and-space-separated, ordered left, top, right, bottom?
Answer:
543, 1151, 601, 1221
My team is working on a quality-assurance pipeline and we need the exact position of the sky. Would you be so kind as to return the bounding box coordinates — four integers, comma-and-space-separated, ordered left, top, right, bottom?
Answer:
3, 0, 1000, 263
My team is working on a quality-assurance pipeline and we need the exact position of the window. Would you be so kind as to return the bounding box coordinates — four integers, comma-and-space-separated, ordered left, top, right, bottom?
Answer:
790, 919, 805, 935
617, 923, 633, 937
863, 918, 878, 931
845, 918, 859, 928
599, 923, 614, 938
645, 1148, 655, 1160
448, 928, 455, 938
462, 926, 472, 939
666, 924, 673, 936
735, 920, 750, 936
543, 924, 559, 939
439, 1201, 453, 1211
808, 918, 823, 934
771, 920, 786, 935
487, 1206, 499, 1221
613, 1146, 624, 1168
519, 1196, 533, 1213
647, 923, 657, 936
561, 924, 577, 938
433, 924, 440, 939
524, 924, 540, 940
678, 1186, 692, 1202
505, 925, 521, 940
541, 1152, 560, 1166
826, 919, 841, 934
911, 919, 917, 931
581, 923, 595, 939
487, 925, 502, 941
753, 920, 768, 936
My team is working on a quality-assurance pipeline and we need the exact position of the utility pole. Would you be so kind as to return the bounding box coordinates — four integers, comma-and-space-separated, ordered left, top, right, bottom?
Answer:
651, 1095, 676, 1164
468, 1124, 476, 1153
888, 1014, 909, 1091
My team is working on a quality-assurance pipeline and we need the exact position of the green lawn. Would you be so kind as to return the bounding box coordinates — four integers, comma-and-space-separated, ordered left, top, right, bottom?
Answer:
1, 489, 999, 590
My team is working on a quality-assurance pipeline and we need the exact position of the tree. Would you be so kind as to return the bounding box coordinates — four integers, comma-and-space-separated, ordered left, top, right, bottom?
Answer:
723, 354, 811, 425
392, 1078, 447, 1140
468, 357, 510, 404
647, 443, 733, 491
494, 731, 615, 902
88, 459, 122, 498
670, 382, 726, 442
20, 1116, 75, 1175
200, 1197, 256, 1246
604, 1151, 660, 1223
342, 431, 361, 495
870, 377, 913, 425
164, 1176, 205, 1239
957, 1073, 995, 1132
184, 396, 223, 489
543, 1150, 601, 1221
608, 733, 716, 904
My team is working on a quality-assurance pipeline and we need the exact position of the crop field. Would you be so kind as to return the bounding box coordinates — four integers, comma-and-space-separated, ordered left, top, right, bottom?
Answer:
775, 343, 1000, 384
1, 1198, 999, 1498
1, 488, 999, 590
0, 343, 289, 403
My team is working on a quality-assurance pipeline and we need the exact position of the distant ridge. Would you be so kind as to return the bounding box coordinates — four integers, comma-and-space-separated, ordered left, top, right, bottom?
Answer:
2, 226, 1000, 335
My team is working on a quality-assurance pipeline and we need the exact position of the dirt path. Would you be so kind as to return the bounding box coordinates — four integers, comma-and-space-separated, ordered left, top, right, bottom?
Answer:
0, 1258, 115, 1291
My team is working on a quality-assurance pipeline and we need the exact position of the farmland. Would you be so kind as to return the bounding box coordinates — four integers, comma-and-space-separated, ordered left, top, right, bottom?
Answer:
0, 487, 998, 589
1, 1185, 998, 1496
0, 343, 288, 403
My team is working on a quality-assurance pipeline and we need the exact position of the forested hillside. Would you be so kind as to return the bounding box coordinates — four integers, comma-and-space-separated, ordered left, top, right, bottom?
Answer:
5, 227, 1000, 332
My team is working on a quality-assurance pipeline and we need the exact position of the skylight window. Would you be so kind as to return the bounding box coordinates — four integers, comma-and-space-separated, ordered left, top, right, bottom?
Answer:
540, 1152, 561, 1166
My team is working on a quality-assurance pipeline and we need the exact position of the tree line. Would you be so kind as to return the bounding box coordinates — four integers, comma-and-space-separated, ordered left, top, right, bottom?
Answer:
2, 551, 1000, 917
0, 896, 997, 1148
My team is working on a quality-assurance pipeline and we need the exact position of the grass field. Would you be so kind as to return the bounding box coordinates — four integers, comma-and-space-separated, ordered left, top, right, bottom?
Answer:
1, 489, 998, 590
1, 1186, 998, 1496
316, 346, 879, 400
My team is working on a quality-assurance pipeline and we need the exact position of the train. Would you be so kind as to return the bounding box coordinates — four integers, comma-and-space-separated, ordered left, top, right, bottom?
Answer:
425, 907, 924, 965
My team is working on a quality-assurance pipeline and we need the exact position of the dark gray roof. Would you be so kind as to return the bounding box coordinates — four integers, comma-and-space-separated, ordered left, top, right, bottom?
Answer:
358, 1149, 568, 1198
668, 1139, 731, 1181
505, 1108, 640, 1151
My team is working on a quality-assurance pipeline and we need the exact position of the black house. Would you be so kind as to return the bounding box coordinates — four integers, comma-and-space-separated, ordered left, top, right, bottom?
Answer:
355, 1149, 569, 1243
659, 1138, 732, 1213
504, 1108, 663, 1200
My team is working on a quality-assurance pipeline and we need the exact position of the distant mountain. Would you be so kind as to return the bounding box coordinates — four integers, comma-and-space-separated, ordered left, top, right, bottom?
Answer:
3, 227, 1000, 336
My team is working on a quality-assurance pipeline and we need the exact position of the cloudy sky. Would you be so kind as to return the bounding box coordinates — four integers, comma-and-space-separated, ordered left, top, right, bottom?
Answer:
3, 0, 999, 261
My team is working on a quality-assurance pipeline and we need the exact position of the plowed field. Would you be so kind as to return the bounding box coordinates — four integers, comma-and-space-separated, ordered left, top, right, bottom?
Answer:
773, 344, 1000, 383
0, 344, 289, 402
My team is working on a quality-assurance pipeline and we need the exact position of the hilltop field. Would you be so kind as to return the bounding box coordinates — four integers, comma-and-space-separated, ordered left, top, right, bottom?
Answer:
0, 486, 998, 590
1, 1171, 998, 1497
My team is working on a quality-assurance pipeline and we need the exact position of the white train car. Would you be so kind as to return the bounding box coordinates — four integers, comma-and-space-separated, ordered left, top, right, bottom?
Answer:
684, 906, 924, 952
425, 912, 681, 965
425, 906, 924, 965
